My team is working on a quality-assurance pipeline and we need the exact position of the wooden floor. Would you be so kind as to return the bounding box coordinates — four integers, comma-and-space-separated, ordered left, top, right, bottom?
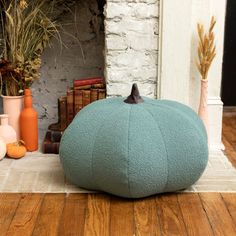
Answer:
222, 107, 236, 168
0, 108, 236, 236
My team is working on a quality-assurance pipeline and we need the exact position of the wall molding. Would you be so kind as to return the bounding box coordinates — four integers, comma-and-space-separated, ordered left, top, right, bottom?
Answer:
157, 0, 192, 104
208, 97, 224, 151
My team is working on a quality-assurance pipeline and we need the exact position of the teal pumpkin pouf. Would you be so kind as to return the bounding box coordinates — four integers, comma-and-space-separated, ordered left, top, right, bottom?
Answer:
59, 84, 208, 198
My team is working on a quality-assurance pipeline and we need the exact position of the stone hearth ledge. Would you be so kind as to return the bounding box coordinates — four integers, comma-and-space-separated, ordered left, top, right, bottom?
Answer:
0, 150, 236, 193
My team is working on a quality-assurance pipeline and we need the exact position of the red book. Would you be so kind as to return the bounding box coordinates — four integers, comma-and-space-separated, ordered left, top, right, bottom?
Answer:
73, 77, 104, 87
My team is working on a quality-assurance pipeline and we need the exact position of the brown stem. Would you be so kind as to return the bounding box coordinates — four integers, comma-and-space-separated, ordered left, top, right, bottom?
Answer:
124, 83, 144, 104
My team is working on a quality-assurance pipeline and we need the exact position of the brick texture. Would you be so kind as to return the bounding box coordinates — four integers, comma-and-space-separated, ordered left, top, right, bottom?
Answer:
105, 0, 159, 97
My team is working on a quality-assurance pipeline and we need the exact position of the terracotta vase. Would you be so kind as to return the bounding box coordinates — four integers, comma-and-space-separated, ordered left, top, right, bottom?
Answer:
1, 95, 24, 140
20, 89, 38, 151
0, 114, 17, 144
198, 80, 209, 140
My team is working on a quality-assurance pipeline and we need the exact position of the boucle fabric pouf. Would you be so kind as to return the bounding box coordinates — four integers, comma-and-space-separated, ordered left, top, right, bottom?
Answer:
60, 84, 208, 198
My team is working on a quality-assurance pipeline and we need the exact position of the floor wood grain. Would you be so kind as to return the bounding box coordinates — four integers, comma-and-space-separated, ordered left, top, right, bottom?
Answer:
221, 193, 236, 227
6, 194, 43, 236
110, 196, 134, 236
32, 194, 64, 236
223, 108, 236, 167
156, 194, 187, 236
199, 193, 236, 236
134, 196, 160, 236
0, 194, 21, 236
177, 193, 214, 236
84, 194, 110, 236
58, 194, 87, 235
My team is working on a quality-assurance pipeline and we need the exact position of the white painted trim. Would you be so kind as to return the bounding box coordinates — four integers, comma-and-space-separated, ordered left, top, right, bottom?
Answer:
208, 97, 224, 150
208, 97, 224, 106
157, 0, 192, 104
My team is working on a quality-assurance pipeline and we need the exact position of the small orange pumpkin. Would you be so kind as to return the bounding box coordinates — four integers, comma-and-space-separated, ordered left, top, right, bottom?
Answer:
7, 141, 27, 159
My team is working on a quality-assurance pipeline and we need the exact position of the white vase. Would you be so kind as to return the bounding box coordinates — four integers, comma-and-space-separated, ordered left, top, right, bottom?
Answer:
198, 80, 209, 141
0, 137, 6, 160
1, 95, 24, 140
0, 114, 17, 144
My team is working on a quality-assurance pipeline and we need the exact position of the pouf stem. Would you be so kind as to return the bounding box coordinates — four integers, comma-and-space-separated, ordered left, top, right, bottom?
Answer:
124, 83, 144, 104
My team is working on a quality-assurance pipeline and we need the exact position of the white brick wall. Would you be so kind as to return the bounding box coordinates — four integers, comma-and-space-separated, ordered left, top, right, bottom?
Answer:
104, 0, 159, 97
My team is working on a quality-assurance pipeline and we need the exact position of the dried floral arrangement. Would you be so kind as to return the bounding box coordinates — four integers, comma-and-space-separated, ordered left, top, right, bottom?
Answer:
196, 16, 216, 81
0, 0, 61, 96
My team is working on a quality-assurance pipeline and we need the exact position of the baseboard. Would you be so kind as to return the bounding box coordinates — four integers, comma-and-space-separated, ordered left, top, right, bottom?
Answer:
208, 96, 224, 151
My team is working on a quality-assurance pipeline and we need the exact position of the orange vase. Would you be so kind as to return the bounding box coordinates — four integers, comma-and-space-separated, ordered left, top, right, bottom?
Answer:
20, 89, 38, 151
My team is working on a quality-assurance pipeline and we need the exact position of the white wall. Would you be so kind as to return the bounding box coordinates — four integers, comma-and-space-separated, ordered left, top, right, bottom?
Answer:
158, 0, 227, 149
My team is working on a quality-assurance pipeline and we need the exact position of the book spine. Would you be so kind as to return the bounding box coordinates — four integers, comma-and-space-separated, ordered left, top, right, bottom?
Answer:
92, 83, 105, 89
43, 142, 60, 154
60, 96, 67, 131
98, 89, 106, 100
74, 85, 92, 90
74, 89, 83, 115
67, 88, 74, 126
82, 90, 91, 107
50, 131, 63, 143
74, 83, 105, 90
73, 77, 103, 87
45, 131, 51, 142
90, 89, 98, 103
42, 131, 61, 154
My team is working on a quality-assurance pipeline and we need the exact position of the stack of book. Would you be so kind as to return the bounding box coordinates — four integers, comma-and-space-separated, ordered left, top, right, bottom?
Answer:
42, 77, 106, 154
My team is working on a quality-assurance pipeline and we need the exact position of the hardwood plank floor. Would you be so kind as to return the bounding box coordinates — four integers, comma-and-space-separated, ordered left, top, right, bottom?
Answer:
0, 108, 236, 235
199, 193, 236, 236
177, 193, 214, 236
156, 194, 187, 236
223, 107, 236, 167
84, 194, 110, 236
58, 194, 87, 235
32, 194, 65, 236
0, 194, 21, 236
134, 196, 160, 236
221, 193, 236, 225
6, 194, 43, 236
110, 196, 134, 236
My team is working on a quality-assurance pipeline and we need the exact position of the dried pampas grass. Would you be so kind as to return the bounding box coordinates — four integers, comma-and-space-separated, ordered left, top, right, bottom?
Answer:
196, 16, 216, 81
0, 0, 61, 95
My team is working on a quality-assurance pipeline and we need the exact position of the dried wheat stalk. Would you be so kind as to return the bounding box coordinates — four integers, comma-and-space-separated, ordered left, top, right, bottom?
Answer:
196, 16, 216, 81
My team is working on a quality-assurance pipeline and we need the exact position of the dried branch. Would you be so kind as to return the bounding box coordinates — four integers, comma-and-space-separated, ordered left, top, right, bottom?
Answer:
196, 16, 216, 81
0, 0, 61, 95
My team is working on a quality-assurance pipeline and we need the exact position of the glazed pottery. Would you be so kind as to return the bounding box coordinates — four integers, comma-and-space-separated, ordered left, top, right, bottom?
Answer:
20, 89, 38, 151
198, 80, 209, 140
1, 95, 24, 140
0, 114, 17, 144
